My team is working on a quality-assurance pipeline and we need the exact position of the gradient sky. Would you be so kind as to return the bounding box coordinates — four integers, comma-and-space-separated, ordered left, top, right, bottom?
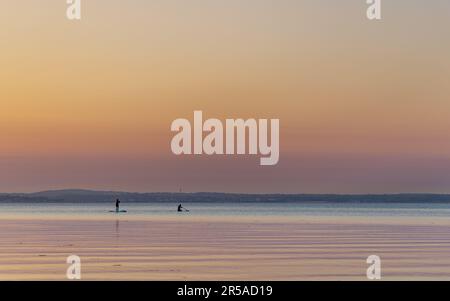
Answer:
0, 0, 450, 193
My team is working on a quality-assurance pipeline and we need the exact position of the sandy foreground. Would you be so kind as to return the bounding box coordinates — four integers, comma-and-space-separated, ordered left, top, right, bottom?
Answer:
1, 214, 450, 280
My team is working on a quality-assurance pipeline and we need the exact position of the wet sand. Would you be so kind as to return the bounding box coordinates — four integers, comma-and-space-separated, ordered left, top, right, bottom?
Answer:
1, 215, 450, 280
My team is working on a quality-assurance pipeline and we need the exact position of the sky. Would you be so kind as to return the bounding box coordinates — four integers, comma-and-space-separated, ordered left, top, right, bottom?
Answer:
0, 0, 449, 193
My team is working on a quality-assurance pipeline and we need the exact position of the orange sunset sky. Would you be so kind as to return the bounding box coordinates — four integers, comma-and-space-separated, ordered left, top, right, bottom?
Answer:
0, 0, 449, 193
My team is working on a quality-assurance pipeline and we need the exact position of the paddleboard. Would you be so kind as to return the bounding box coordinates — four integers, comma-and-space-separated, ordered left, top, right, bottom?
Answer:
109, 210, 127, 213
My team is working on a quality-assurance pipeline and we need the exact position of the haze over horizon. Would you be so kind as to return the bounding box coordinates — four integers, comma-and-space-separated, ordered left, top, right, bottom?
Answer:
1, 1, 450, 193
1, 188, 450, 197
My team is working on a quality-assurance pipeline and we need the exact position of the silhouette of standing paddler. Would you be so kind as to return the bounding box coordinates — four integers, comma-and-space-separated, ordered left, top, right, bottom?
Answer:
115, 199, 120, 212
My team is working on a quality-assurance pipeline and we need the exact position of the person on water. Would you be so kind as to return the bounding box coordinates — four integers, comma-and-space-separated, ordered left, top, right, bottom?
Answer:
115, 199, 121, 212
178, 204, 188, 212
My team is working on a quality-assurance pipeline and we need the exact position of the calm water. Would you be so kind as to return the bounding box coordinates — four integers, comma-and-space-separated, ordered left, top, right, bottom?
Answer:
2, 202, 450, 218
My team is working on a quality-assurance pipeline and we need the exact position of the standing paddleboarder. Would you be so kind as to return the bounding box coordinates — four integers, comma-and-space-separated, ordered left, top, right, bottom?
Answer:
115, 199, 121, 213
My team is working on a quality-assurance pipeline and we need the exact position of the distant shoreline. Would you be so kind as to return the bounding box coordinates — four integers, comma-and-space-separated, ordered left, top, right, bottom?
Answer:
1, 189, 450, 203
